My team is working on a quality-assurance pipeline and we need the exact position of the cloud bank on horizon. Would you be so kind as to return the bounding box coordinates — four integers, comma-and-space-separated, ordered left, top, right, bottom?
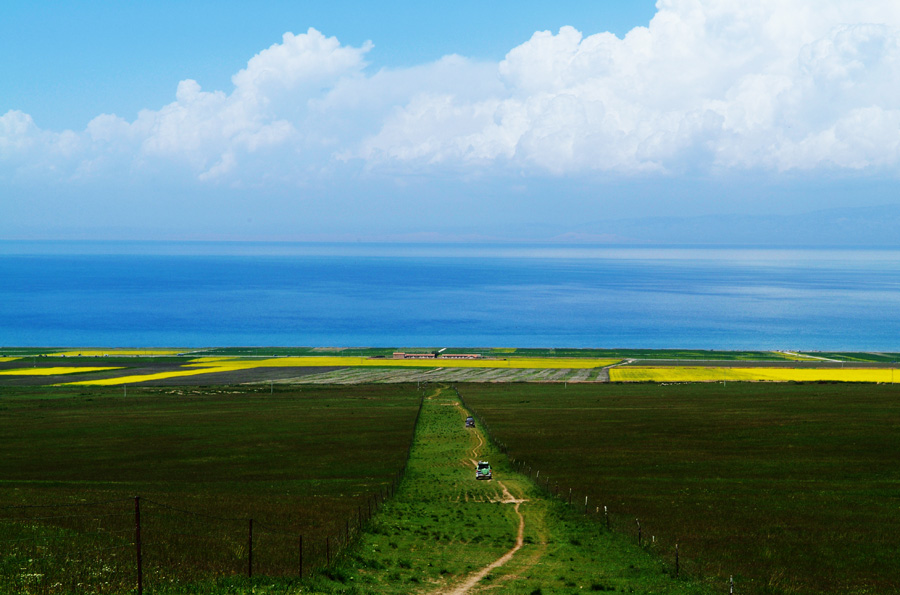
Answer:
3, 0, 900, 186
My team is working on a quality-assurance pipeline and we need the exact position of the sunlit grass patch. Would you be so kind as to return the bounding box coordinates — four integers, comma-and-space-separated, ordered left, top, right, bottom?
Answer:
0, 366, 124, 376
609, 366, 897, 383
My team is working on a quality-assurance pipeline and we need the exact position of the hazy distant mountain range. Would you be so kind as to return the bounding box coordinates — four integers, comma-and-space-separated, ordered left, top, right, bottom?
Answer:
559, 204, 900, 246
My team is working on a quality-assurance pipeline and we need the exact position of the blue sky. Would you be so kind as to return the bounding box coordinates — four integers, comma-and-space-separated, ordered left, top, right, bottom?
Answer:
2, 1, 900, 243
1, 1, 657, 130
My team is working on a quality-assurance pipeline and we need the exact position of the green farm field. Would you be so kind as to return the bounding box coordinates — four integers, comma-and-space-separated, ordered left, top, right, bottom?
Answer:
4, 374, 900, 594
796, 352, 900, 363
0, 347, 820, 361
461, 382, 900, 595
0, 384, 421, 594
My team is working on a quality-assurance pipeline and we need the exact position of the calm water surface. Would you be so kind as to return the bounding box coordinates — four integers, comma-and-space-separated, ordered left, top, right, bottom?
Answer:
1, 242, 898, 349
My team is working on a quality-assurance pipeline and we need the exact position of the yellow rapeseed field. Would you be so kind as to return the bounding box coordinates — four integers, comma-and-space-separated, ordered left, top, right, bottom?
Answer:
62, 356, 620, 385
609, 366, 898, 383
0, 357, 20, 363
0, 367, 124, 376
62, 360, 260, 386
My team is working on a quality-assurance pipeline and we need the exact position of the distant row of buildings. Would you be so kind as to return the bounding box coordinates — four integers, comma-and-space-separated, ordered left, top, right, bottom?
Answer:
392, 352, 482, 360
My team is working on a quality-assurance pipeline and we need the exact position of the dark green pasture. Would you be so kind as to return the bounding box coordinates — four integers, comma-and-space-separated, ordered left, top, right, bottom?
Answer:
0, 384, 420, 594
461, 382, 900, 595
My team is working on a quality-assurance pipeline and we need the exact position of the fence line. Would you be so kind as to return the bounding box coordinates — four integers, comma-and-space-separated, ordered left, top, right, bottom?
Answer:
453, 385, 699, 586
0, 389, 427, 594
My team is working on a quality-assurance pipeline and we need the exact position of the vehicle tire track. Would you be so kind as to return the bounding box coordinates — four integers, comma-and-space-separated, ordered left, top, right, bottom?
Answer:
437, 480, 528, 595
436, 399, 530, 595
470, 431, 485, 465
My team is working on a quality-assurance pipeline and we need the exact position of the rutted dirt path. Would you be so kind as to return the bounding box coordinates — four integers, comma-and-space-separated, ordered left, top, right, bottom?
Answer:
438, 480, 528, 595
436, 402, 532, 595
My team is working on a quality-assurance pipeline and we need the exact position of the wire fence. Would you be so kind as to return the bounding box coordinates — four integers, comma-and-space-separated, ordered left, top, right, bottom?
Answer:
454, 385, 704, 584
0, 393, 425, 594
0, 488, 402, 594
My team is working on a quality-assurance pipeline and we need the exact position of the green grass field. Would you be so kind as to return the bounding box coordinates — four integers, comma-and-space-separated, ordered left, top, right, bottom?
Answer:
0, 384, 421, 594
460, 382, 900, 594
1, 347, 813, 361
1, 383, 716, 595
4, 376, 900, 594
312, 386, 713, 595
796, 352, 900, 363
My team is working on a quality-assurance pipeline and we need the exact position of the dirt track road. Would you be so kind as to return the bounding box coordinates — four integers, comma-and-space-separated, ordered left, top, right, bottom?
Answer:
439, 480, 528, 595
436, 403, 531, 595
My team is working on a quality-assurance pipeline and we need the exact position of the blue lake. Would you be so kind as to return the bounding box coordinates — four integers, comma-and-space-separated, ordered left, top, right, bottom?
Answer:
1, 242, 898, 350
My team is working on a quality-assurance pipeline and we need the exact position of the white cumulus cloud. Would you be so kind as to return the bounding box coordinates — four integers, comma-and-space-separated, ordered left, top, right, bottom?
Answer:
362, 0, 900, 174
3, 2, 900, 185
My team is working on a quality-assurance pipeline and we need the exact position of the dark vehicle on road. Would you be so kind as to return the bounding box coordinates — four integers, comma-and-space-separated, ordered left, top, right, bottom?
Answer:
465, 416, 475, 428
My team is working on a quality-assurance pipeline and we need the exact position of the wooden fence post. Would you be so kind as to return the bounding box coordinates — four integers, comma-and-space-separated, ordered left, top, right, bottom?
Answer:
675, 543, 679, 578
636, 518, 641, 546
326, 536, 331, 565
134, 496, 143, 595
299, 535, 303, 579
248, 519, 254, 578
